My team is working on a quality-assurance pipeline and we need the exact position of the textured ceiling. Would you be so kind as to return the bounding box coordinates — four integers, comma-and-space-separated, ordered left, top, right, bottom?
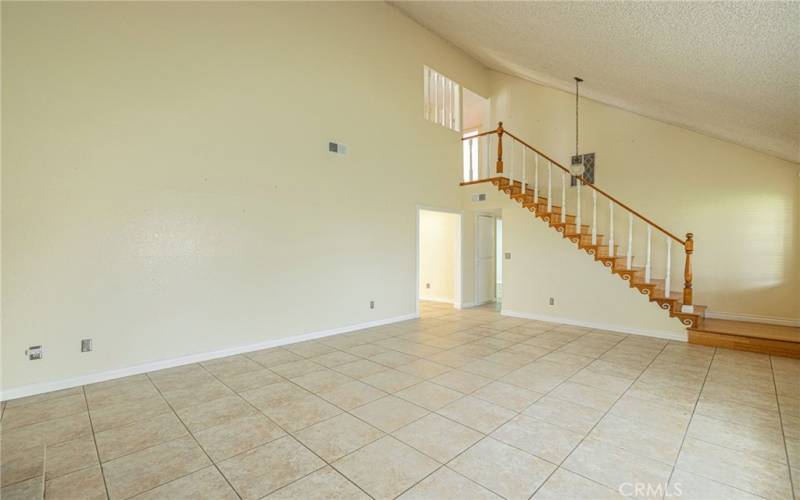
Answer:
393, 1, 800, 163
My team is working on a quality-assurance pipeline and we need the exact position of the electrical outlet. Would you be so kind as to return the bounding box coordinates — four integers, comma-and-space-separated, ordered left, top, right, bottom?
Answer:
549, 297, 555, 306
426, 283, 431, 289
505, 252, 511, 260
369, 300, 375, 309
26, 345, 44, 360
81, 339, 92, 352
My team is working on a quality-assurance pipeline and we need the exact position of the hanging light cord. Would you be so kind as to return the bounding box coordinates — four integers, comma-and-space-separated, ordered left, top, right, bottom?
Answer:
575, 77, 582, 157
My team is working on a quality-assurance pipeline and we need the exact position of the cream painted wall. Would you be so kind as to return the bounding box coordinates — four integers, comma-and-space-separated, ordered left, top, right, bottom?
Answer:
1, 2, 489, 392
488, 71, 800, 322
462, 185, 686, 338
418, 210, 459, 303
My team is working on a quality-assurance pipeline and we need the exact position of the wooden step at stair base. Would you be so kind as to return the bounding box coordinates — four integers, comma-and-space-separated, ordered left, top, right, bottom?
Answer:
673, 305, 706, 328
689, 319, 800, 358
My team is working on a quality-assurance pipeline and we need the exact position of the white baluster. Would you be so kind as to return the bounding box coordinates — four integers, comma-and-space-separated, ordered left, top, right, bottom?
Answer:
509, 140, 515, 188
645, 225, 652, 283
484, 135, 490, 179
439, 75, 447, 126
447, 80, 456, 128
547, 162, 552, 212
468, 138, 474, 182
488, 134, 494, 177
591, 190, 597, 245
626, 213, 633, 270
432, 73, 437, 124
534, 154, 539, 206
576, 178, 582, 235
442, 79, 450, 127
608, 201, 614, 257
521, 147, 527, 197
561, 171, 567, 224
665, 237, 672, 296
424, 67, 430, 121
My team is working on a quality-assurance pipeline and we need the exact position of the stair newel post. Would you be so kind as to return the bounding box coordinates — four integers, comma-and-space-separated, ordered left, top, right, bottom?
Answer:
645, 225, 652, 284
608, 201, 614, 257
533, 154, 539, 206
591, 189, 597, 245
521, 147, 527, 197
576, 178, 582, 234
547, 162, 552, 213
626, 212, 633, 270
665, 237, 672, 297
496, 122, 504, 174
682, 233, 694, 313
560, 171, 567, 224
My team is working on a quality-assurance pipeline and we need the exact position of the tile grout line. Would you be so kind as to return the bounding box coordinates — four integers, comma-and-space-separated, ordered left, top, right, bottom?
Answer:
144, 370, 244, 500
523, 332, 670, 498
82, 385, 113, 500
7, 312, 452, 498
203, 362, 377, 500
391, 322, 629, 499
663, 346, 716, 497
675, 352, 796, 497
340, 309, 636, 497
286, 315, 559, 499
770, 355, 797, 500
393, 321, 654, 499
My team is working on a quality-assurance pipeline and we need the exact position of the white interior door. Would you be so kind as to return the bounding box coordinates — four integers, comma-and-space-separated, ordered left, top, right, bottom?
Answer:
476, 215, 496, 305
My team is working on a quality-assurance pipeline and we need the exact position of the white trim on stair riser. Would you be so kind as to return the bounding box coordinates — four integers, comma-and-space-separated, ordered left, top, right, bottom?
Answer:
501, 309, 688, 342
704, 311, 800, 327
0, 313, 418, 402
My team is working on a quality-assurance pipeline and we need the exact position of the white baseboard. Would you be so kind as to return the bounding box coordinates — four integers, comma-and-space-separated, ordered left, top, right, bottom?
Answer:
501, 309, 688, 342
455, 301, 478, 310
419, 294, 455, 304
704, 311, 800, 327
0, 313, 417, 402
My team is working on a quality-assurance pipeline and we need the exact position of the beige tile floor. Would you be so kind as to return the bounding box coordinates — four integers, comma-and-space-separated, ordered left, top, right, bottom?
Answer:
2, 301, 799, 499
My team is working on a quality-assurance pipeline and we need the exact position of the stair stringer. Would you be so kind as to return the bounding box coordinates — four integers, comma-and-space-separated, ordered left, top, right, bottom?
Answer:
462, 182, 687, 341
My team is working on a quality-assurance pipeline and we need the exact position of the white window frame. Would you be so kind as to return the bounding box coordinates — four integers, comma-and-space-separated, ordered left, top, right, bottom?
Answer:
424, 66, 460, 132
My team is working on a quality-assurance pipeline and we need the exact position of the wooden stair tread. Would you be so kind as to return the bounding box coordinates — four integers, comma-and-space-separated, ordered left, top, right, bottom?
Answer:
690, 319, 800, 343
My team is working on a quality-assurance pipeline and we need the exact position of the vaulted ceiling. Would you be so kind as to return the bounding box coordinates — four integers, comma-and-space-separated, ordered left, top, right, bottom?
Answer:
393, 1, 800, 163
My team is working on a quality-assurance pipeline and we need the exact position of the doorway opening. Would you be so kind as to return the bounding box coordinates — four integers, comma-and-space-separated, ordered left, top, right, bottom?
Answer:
417, 208, 462, 316
474, 214, 497, 307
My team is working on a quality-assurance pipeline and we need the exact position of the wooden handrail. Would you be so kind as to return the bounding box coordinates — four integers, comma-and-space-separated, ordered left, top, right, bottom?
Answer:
461, 129, 498, 140
464, 125, 686, 246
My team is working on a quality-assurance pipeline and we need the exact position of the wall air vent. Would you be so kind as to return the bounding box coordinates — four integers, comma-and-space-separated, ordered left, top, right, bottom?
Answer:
472, 193, 487, 202
328, 142, 347, 155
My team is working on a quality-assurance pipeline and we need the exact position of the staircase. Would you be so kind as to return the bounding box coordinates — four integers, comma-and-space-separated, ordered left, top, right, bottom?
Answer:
460, 123, 800, 357
462, 122, 705, 330
488, 175, 705, 328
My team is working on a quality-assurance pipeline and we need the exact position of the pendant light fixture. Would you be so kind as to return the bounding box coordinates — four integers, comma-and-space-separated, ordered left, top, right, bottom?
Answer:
570, 77, 586, 177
